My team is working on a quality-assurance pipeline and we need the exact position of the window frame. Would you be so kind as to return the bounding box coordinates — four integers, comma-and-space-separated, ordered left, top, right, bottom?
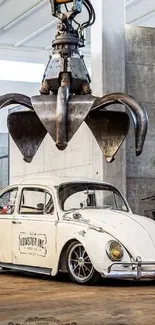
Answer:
18, 186, 55, 216
0, 187, 18, 215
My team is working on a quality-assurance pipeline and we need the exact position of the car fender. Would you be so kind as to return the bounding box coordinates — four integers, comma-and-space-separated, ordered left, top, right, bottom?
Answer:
53, 226, 129, 275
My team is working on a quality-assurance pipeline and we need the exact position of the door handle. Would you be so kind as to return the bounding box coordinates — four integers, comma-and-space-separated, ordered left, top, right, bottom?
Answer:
12, 221, 21, 224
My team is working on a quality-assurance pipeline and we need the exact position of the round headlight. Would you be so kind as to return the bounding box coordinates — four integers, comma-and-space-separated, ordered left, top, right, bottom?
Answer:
106, 240, 123, 261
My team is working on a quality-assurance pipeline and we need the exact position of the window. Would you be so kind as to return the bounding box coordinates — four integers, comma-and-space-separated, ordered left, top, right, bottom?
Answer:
58, 183, 128, 212
0, 60, 45, 83
19, 188, 54, 215
0, 188, 18, 214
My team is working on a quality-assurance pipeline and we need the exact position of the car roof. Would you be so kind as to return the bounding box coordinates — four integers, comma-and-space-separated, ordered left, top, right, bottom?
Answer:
12, 175, 115, 188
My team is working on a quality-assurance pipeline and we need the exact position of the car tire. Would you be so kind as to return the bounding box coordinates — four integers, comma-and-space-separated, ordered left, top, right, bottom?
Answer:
66, 241, 100, 285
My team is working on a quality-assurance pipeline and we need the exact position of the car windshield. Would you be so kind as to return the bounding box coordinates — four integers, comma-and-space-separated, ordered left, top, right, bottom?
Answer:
58, 182, 129, 212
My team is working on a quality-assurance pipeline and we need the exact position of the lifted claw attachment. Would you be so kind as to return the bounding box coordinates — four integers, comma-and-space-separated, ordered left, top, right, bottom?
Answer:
0, 0, 149, 163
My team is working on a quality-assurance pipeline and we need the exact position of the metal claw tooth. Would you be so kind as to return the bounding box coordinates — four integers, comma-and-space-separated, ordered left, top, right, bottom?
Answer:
92, 92, 148, 156
0, 93, 33, 110
24, 157, 33, 163
86, 110, 130, 162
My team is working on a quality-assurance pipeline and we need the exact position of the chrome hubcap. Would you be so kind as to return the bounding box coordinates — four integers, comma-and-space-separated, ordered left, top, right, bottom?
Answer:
68, 243, 94, 282
78, 257, 84, 267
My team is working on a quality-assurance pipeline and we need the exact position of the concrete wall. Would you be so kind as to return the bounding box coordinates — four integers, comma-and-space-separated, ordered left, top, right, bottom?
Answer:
10, 123, 102, 184
126, 25, 155, 218
0, 133, 8, 156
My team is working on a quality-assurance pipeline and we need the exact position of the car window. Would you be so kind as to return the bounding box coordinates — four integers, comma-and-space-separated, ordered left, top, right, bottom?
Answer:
64, 190, 117, 210
114, 192, 127, 211
59, 183, 129, 212
19, 187, 54, 215
0, 188, 18, 214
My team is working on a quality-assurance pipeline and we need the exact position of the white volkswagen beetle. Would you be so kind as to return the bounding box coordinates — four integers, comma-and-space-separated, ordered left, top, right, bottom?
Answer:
0, 176, 155, 285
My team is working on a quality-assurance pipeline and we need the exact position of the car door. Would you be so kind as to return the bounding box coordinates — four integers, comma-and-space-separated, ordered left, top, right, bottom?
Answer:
12, 185, 57, 270
0, 186, 18, 263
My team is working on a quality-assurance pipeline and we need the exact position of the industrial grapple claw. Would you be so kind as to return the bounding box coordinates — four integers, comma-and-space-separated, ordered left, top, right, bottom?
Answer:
0, 0, 148, 163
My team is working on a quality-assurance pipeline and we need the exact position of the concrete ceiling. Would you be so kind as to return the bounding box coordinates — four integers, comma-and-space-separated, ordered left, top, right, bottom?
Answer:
0, 0, 155, 63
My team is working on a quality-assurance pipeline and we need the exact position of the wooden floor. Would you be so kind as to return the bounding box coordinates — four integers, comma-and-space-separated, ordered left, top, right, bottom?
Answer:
1, 270, 155, 325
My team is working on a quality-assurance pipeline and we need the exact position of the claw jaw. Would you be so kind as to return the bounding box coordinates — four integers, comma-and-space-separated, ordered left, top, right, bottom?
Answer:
91, 93, 148, 157
0, 90, 148, 163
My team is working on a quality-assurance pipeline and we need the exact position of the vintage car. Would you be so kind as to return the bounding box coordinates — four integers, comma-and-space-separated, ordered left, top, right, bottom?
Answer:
0, 175, 155, 285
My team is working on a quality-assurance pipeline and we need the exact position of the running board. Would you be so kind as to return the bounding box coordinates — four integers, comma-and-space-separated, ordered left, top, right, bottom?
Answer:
0, 263, 52, 276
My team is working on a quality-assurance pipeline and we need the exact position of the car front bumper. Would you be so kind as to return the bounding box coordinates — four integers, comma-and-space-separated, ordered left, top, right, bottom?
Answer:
101, 256, 155, 280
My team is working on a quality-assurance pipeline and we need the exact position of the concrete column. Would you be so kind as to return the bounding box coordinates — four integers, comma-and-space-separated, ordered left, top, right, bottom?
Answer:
126, 25, 155, 217
91, 0, 126, 195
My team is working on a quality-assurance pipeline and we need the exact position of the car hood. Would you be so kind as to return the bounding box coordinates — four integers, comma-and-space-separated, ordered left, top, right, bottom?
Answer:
78, 209, 155, 260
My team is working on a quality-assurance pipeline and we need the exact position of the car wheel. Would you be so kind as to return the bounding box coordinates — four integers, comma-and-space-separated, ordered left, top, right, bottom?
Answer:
66, 241, 100, 285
